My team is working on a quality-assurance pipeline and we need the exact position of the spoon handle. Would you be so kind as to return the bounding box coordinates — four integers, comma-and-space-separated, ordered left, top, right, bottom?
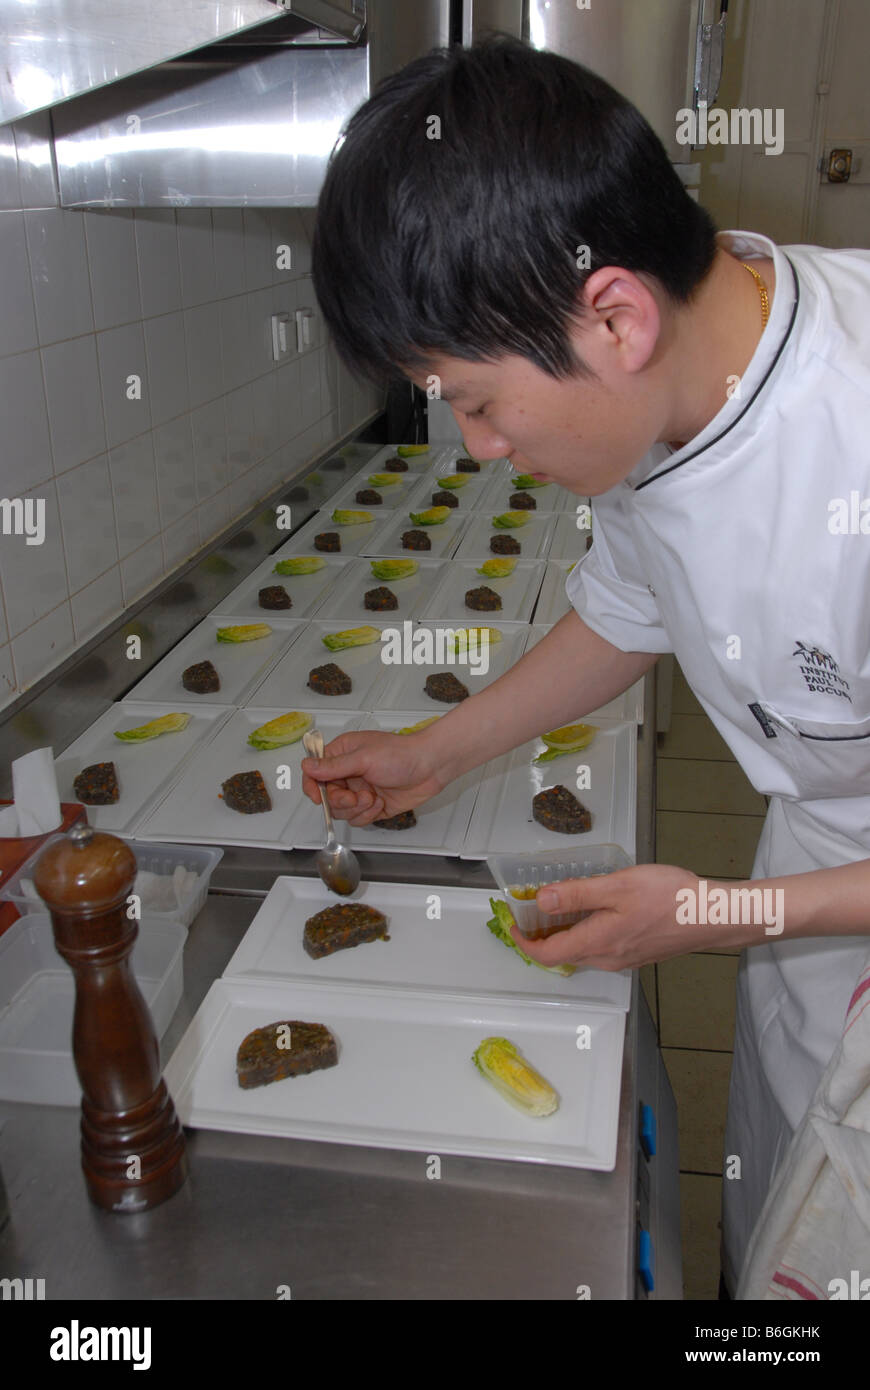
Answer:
303, 729, 335, 842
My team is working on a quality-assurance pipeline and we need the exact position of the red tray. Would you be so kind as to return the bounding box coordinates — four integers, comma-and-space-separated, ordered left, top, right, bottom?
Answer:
0, 802, 88, 935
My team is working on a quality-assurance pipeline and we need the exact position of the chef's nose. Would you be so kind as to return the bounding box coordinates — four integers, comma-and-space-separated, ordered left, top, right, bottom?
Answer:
453, 413, 511, 463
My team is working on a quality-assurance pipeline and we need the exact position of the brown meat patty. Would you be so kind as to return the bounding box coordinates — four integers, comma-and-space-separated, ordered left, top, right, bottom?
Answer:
303, 903, 390, 958
490, 534, 521, 555
532, 785, 592, 834
402, 529, 431, 550
373, 810, 417, 830
237, 1021, 338, 1088
425, 672, 469, 703
314, 531, 341, 552
308, 663, 352, 696
258, 585, 292, 610
465, 585, 502, 611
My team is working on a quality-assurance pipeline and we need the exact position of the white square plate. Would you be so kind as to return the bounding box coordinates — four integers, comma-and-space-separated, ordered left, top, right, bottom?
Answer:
453, 511, 558, 560
365, 507, 471, 558
244, 621, 394, 712
287, 709, 482, 857
546, 510, 595, 562
377, 621, 531, 709
56, 701, 233, 834
215, 554, 350, 619
126, 614, 303, 706
311, 557, 447, 622
225, 876, 631, 1011
135, 706, 363, 848
164, 976, 626, 1169
533, 561, 575, 625
461, 720, 637, 860
274, 509, 385, 557
419, 559, 546, 624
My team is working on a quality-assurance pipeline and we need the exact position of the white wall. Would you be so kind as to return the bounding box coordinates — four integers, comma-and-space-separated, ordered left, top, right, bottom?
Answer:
0, 110, 383, 712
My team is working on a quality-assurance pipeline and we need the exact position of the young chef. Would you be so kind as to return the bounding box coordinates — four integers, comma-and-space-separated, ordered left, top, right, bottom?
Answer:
302, 37, 870, 1294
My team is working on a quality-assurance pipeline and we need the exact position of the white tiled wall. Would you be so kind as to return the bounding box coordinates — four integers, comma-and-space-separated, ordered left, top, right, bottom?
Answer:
0, 110, 383, 712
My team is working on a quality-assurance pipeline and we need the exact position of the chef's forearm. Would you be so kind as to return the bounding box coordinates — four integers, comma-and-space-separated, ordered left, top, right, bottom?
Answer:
701, 861, 870, 945
427, 609, 659, 783
775, 860, 870, 939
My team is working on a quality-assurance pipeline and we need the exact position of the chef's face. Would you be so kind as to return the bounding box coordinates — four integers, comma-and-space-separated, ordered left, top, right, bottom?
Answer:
410, 348, 661, 496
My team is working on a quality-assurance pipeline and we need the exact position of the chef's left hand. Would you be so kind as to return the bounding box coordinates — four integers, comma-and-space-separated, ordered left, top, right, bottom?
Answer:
515, 863, 750, 970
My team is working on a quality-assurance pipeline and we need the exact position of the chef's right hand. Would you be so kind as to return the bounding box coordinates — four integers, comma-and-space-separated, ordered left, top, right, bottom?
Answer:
301, 729, 448, 827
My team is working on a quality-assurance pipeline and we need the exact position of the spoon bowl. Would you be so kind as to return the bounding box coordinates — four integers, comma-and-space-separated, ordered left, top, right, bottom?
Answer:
302, 729, 361, 896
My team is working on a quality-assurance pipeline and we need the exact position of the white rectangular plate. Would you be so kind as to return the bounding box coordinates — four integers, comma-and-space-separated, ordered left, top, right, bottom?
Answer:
244, 621, 394, 712
215, 555, 350, 619
365, 507, 471, 559
364, 445, 449, 475
546, 510, 595, 562
135, 706, 363, 848
453, 510, 558, 560
485, 478, 584, 516
533, 561, 574, 625
462, 720, 637, 860
377, 621, 532, 709
525, 627, 645, 723
286, 710, 482, 857
404, 467, 505, 513
225, 876, 630, 1011
329, 474, 424, 512
275, 509, 385, 557
420, 559, 546, 624
164, 976, 626, 1169
126, 614, 303, 706
312, 557, 447, 622
56, 702, 233, 834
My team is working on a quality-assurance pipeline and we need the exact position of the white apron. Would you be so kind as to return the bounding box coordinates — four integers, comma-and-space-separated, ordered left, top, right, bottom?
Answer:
565, 229, 870, 1290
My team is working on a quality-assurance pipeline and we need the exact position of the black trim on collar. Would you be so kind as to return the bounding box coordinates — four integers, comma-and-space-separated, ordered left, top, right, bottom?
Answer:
635, 255, 801, 493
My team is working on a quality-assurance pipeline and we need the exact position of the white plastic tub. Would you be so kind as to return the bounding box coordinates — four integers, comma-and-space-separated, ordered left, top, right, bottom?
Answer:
0, 912, 185, 1106
487, 845, 633, 940
0, 836, 222, 930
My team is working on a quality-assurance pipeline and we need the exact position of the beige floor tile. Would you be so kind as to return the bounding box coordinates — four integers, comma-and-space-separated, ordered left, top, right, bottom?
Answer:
662, 1048, 732, 1175
657, 758, 767, 816
640, 963, 657, 1027
658, 954, 739, 1051
656, 809, 765, 879
671, 666, 705, 717
658, 713, 736, 762
680, 1174, 723, 1301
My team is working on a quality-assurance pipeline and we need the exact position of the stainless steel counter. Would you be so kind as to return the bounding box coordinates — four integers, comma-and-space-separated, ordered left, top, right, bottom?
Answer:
0, 678, 682, 1301
0, 891, 645, 1301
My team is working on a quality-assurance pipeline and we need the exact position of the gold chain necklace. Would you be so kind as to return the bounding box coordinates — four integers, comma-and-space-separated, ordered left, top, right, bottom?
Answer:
741, 261, 770, 329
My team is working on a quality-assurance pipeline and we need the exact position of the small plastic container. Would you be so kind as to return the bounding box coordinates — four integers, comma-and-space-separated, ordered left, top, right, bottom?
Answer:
0, 836, 222, 931
487, 844, 633, 940
0, 912, 185, 1106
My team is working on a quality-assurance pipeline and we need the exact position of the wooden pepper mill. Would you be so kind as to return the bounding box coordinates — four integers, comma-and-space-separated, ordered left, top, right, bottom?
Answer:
33, 823, 188, 1212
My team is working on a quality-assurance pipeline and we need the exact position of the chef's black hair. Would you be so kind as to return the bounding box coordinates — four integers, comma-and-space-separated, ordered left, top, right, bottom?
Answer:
312, 35, 718, 386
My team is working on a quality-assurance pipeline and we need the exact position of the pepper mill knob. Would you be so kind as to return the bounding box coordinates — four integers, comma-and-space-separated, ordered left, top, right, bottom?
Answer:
34, 823, 187, 1212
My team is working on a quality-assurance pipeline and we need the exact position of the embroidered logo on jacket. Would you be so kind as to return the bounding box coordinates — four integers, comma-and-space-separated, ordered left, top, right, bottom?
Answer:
792, 641, 852, 701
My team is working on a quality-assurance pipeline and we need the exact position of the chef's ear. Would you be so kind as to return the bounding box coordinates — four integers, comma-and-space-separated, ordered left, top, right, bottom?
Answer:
572, 266, 662, 375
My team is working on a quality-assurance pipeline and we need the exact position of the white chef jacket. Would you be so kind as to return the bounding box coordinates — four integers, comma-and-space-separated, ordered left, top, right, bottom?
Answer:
566, 229, 870, 1290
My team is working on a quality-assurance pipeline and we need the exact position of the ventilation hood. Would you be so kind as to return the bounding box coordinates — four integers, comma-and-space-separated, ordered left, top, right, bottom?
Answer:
0, 0, 364, 126
44, 1, 448, 208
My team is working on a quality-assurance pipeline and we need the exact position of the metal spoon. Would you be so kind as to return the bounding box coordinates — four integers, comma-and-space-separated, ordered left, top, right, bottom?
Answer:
302, 729, 361, 896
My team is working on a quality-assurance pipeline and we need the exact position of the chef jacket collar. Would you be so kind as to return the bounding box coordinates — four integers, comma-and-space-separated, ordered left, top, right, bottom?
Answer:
624, 230, 800, 492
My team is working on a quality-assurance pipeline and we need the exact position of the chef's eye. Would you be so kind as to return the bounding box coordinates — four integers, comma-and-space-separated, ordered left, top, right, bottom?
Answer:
469, 403, 489, 418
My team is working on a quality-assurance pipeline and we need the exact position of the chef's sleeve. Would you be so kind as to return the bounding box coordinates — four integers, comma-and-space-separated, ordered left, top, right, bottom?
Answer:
565, 496, 673, 654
